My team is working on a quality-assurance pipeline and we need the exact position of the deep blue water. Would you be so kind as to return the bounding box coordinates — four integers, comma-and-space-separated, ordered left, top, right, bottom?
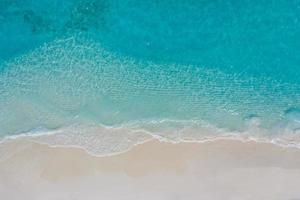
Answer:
0, 0, 300, 140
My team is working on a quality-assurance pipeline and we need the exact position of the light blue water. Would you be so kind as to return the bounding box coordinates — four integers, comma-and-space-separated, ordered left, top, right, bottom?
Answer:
0, 0, 300, 145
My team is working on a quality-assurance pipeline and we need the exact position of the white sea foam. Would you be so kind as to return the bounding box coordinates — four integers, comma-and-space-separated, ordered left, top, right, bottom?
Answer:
1, 119, 300, 159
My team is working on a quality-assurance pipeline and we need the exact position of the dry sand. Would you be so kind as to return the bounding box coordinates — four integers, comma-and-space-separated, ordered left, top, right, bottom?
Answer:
1, 139, 300, 200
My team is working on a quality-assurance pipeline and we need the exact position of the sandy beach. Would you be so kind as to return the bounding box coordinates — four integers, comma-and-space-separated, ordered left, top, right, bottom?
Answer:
1, 139, 300, 200
1, 0, 300, 199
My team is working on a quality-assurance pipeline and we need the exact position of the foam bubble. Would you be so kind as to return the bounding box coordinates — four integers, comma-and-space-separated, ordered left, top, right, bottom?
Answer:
284, 108, 300, 131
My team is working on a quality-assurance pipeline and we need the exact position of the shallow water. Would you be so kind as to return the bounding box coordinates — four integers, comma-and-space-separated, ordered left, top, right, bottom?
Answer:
0, 0, 300, 152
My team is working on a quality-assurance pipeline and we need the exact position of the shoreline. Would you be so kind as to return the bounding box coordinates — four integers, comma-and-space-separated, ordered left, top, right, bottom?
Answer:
1, 138, 300, 199
1, 124, 300, 158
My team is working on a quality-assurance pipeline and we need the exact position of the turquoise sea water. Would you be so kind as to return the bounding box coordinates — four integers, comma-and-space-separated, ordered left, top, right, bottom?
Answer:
0, 0, 300, 150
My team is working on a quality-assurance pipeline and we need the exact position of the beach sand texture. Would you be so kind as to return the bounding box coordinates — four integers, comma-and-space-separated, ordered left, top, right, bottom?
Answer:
1, 139, 300, 200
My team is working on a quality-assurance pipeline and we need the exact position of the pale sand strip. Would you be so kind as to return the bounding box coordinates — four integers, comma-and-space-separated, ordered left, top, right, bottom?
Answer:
1, 139, 300, 200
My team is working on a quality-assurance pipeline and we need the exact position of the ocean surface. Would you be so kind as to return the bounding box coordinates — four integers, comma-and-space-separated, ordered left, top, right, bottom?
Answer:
0, 0, 300, 154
